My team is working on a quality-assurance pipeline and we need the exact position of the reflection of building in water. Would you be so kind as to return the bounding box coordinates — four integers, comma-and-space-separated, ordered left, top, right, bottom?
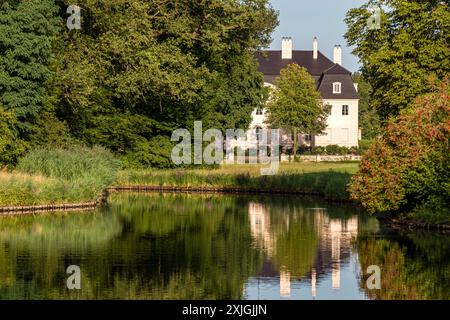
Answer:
311, 268, 317, 298
248, 202, 274, 256
247, 204, 359, 298
316, 214, 358, 291
331, 219, 341, 289
279, 269, 291, 298
249, 202, 291, 298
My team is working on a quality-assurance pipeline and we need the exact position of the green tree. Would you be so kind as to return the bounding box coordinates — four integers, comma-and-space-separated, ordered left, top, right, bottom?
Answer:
47, 0, 277, 167
352, 73, 380, 139
0, 0, 60, 133
0, 104, 28, 165
345, 0, 450, 122
266, 64, 330, 161
0, 106, 16, 155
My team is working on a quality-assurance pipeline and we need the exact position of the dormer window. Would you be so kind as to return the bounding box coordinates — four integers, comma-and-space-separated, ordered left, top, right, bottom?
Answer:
333, 82, 342, 94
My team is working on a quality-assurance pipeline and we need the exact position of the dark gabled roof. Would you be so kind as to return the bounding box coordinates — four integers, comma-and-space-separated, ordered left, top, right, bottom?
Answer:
255, 50, 358, 100
322, 63, 352, 75
255, 50, 336, 77
317, 74, 359, 99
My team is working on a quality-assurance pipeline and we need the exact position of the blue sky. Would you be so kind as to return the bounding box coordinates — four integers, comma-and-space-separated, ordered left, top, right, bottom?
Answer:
268, 0, 367, 72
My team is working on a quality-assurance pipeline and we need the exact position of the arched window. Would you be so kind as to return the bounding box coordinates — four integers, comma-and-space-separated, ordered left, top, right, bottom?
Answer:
333, 82, 341, 94
256, 107, 264, 115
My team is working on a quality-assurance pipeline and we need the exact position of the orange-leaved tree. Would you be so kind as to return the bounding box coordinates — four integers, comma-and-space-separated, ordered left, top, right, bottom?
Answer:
349, 79, 449, 223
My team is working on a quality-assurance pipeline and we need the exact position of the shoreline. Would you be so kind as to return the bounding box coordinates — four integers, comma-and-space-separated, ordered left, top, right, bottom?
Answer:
107, 185, 351, 201
0, 191, 109, 216
376, 215, 450, 233
0, 185, 350, 215
0, 186, 448, 232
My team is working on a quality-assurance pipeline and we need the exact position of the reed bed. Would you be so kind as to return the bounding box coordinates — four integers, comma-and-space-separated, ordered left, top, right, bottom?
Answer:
0, 146, 120, 206
115, 162, 358, 201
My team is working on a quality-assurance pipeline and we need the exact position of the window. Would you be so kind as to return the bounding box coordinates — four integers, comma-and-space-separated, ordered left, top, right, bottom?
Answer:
342, 105, 349, 115
256, 127, 263, 141
256, 107, 263, 115
305, 134, 312, 142
333, 82, 341, 94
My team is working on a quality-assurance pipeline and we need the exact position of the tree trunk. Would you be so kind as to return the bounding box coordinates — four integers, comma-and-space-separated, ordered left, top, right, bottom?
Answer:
293, 128, 298, 162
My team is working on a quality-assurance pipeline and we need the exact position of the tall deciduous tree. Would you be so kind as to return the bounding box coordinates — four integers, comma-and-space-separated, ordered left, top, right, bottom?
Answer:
266, 64, 330, 161
0, 106, 15, 154
46, 0, 278, 167
352, 73, 380, 139
0, 0, 60, 132
349, 79, 450, 223
345, 0, 450, 122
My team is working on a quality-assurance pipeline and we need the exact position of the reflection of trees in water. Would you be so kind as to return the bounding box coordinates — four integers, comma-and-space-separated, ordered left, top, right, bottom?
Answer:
0, 194, 445, 300
105, 193, 261, 299
0, 211, 122, 298
0, 193, 262, 299
356, 231, 450, 300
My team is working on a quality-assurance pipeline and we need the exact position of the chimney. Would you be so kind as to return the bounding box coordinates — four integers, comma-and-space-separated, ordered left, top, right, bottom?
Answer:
313, 37, 318, 60
282, 37, 293, 60
333, 45, 342, 65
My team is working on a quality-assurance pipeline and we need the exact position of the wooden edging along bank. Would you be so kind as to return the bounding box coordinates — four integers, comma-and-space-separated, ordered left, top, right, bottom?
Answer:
377, 215, 450, 232
0, 185, 346, 215
0, 186, 449, 232
107, 185, 354, 203
107, 185, 337, 197
0, 190, 109, 216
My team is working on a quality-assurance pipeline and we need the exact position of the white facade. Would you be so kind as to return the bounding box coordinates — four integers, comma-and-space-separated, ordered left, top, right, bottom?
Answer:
314, 99, 359, 147
250, 37, 360, 149
248, 82, 274, 130
250, 89, 359, 148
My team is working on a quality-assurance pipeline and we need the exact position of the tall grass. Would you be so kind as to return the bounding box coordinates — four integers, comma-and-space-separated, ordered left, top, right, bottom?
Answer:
116, 162, 358, 201
1, 157, 356, 205
0, 145, 121, 206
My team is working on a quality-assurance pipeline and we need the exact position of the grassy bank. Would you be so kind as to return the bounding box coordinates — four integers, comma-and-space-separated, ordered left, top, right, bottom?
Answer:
0, 159, 358, 206
115, 162, 359, 201
0, 146, 120, 206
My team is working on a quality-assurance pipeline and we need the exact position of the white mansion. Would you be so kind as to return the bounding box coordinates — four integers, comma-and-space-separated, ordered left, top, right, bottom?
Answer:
252, 37, 360, 148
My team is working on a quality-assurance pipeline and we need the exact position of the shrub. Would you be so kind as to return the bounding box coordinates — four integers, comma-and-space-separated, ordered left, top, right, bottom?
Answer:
28, 111, 76, 149
311, 146, 325, 155
0, 107, 15, 154
0, 107, 28, 166
358, 139, 374, 155
122, 136, 176, 169
349, 80, 450, 223
349, 146, 358, 155
324, 145, 349, 155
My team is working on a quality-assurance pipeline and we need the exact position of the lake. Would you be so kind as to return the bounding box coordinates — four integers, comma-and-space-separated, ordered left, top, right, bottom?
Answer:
0, 192, 448, 300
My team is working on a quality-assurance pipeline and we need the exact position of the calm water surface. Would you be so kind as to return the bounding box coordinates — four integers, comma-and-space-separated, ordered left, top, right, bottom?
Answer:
0, 193, 448, 300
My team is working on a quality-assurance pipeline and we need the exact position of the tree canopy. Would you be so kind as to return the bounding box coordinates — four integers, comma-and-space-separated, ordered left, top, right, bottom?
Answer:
345, 0, 450, 122
0, 0, 278, 167
0, 0, 60, 132
266, 64, 330, 159
352, 73, 380, 139
349, 79, 450, 223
